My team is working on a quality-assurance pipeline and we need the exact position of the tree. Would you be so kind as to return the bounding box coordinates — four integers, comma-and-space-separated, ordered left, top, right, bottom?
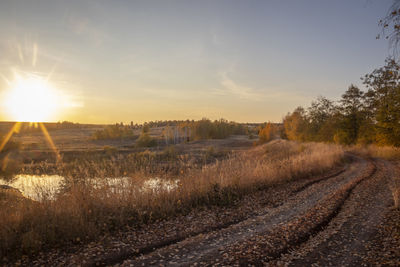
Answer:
258, 122, 274, 143
283, 107, 309, 141
335, 85, 364, 144
282, 58, 400, 146
379, 0, 400, 57
362, 59, 400, 145
307, 96, 336, 141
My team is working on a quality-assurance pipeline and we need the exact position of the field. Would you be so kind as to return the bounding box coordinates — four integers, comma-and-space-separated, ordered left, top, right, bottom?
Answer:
0, 123, 399, 266
2, 1, 400, 266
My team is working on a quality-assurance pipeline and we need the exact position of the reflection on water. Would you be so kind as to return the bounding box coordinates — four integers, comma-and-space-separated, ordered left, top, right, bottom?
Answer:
0, 174, 179, 201
0, 174, 64, 201
143, 178, 179, 192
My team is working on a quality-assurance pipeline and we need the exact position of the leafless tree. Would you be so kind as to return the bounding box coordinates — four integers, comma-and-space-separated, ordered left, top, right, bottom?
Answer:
379, 0, 400, 58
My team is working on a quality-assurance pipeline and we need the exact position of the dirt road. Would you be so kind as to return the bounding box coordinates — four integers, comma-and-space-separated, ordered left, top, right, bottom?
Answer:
19, 154, 399, 266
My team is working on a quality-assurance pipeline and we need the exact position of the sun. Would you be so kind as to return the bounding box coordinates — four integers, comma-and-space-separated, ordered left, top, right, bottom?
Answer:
3, 73, 60, 122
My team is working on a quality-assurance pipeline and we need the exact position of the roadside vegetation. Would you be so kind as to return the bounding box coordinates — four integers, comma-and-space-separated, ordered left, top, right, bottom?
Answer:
0, 140, 343, 260
350, 145, 400, 160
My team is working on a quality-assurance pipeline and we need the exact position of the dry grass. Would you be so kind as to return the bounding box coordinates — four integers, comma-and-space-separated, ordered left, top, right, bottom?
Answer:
19, 148, 213, 179
350, 144, 400, 160
392, 187, 400, 209
0, 140, 344, 260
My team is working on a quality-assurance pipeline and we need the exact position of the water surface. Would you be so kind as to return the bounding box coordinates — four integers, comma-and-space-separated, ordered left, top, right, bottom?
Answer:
0, 174, 179, 201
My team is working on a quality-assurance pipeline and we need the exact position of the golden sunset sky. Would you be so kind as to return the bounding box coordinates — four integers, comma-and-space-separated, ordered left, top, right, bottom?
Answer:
0, 0, 391, 124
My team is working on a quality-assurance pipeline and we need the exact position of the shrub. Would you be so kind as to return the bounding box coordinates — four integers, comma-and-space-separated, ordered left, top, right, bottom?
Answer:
136, 133, 157, 147
103, 146, 118, 155
258, 122, 281, 144
162, 146, 177, 160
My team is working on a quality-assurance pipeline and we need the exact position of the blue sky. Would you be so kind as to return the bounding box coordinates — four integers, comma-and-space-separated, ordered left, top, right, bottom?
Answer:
0, 0, 393, 123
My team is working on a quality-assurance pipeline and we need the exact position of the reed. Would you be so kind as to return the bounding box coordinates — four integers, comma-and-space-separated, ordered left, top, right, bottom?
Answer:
0, 140, 344, 260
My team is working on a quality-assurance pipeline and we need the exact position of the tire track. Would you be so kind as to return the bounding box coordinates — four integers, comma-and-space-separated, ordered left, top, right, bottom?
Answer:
291, 168, 346, 194
17, 155, 363, 267
286, 158, 395, 266
90, 164, 350, 266
118, 156, 374, 266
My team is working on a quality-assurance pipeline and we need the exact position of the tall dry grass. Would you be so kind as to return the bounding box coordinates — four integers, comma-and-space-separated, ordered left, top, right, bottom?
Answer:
350, 144, 400, 160
19, 148, 210, 179
392, 187, 400, 209
0, 140, 344, 260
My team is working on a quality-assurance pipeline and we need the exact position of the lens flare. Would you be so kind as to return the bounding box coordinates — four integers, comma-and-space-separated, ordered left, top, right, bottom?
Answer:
3, 73, 60, 122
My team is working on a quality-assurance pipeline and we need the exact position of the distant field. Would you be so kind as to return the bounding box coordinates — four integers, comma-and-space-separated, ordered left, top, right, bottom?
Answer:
0, 122, 256, 177
2, 123, 254, 153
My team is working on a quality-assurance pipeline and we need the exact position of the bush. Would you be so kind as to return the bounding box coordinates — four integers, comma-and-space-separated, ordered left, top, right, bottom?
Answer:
162, 146, 177, 159
136, 133, 157, 147
258, 122, 280, 144
103, 146, 118, 155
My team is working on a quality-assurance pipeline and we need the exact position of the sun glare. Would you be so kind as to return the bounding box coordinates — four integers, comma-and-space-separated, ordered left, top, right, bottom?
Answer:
3, 74, 60, 122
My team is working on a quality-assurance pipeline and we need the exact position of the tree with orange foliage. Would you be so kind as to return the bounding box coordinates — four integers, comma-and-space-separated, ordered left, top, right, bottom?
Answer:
258, 122, 273, 143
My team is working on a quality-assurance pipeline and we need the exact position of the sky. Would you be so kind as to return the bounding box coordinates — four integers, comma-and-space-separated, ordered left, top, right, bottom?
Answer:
0, 0, 394, 124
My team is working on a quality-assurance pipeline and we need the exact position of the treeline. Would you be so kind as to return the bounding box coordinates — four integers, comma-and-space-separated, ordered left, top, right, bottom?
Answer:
0, 121, 88, 134
144, 120, 193, 128
160, 119, 249, 145
283, 59, 400, 146
184, 118, 248, 140
138, 119, 251, 132
92, 119, 249, 143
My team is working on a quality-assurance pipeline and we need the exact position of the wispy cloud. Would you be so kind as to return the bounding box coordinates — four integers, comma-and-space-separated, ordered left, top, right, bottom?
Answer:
217, 72, 263, 101
213, 70, 311, 106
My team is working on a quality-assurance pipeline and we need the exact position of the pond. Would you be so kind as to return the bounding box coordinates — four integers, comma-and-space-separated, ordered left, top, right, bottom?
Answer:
0, 175, 179, 201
